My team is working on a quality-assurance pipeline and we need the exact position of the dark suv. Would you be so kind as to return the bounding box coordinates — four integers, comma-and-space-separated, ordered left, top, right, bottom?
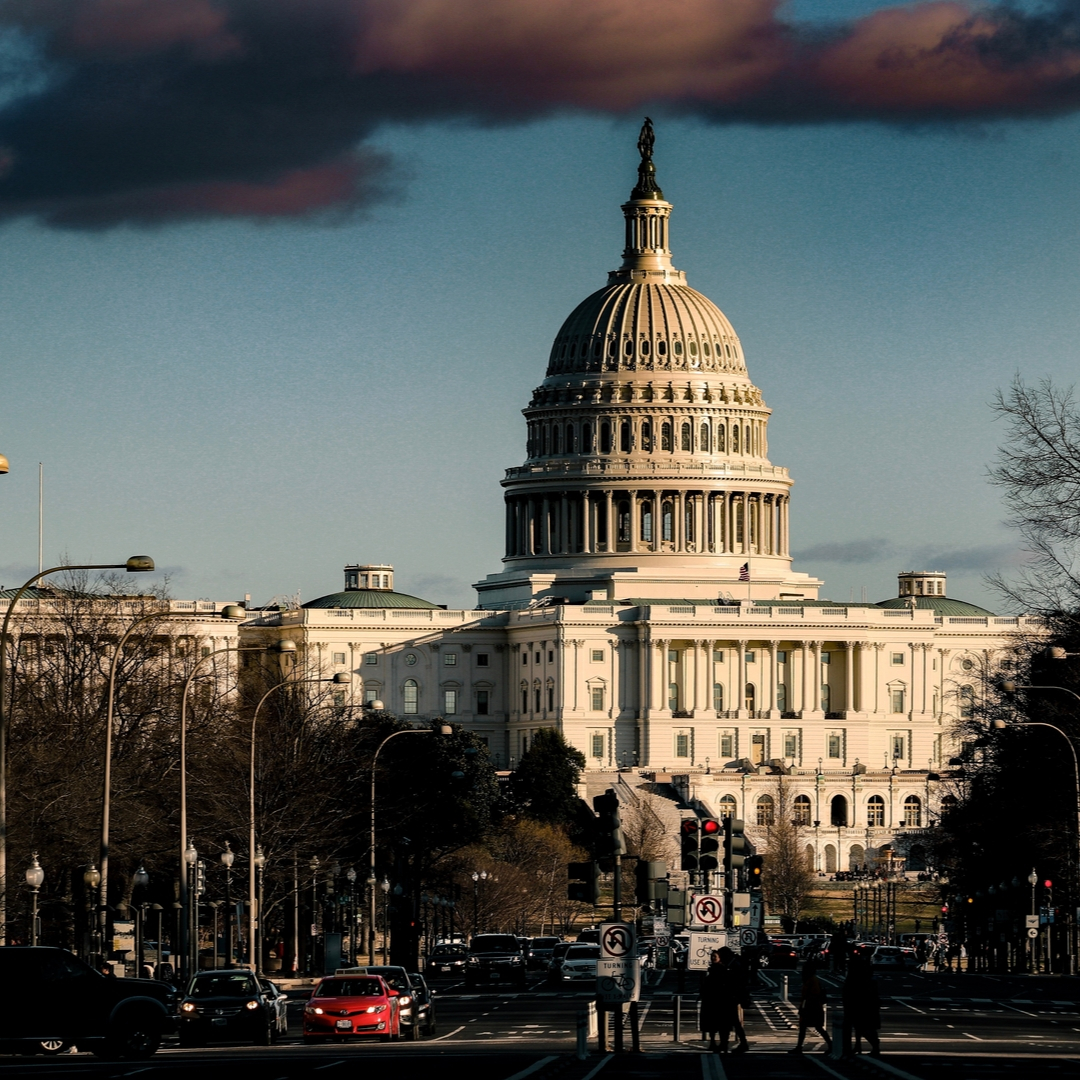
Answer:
0, 947, 174, 1059
465, 934, 527, 989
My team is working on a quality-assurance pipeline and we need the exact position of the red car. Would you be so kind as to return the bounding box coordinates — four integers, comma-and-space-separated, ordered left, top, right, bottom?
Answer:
303, 975, 401, 1042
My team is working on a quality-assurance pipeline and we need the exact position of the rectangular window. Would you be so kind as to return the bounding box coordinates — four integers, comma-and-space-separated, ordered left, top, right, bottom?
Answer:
443, 689, 457, 714
891, 652, 904, 665
476, 653, 490, 667
444, 653, 457, 666
720, 732, 734, 758
591, 686, 605, 712
535, 653, 541, 664
591, 734, 605, 759
364, 689, 379, 704
751, 733, 766, 765
403, 683, 418, 715
365, 653, 378, 665
332, 691, 345, 707
534, 688, 541, 711
713, 682, 724, 712
821, 652, 831, 665
201, 646, 212, 658
675, 733, 690, 758
547, 686, 554, 711
522, 652, 527, 665
892, 733, 905, 760
828, 734, 842, 759
521, 688, 528, 712
548, 650, 554, 663
476, 690, 489, 715
332, 651, 346, 665
713, 649, 724, 662
890, 689, 906, 714
777, 650, 787, 664
745, 651, 756, 663
783, 732, 798, 759
591, 649, 605, 662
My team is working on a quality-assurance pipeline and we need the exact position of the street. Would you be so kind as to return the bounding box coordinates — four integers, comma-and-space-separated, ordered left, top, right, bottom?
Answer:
4, 966, 1080, 1078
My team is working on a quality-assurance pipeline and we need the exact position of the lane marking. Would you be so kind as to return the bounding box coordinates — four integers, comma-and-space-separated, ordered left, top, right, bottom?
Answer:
581, 1052, 614, 1080
430, 1024, 466, 1041
701, 1053, 727, 1080
963, 1033, 983, 1041
502, 1054, 558, 1080
805, 1055, 853, 1080
857, 1055, 927, 1080
897, 1000, 928, 1015
1000, 1002, 1039, 1018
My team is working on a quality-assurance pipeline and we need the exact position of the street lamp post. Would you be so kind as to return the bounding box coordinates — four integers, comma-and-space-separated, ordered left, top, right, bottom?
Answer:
83, 865, 100, 962
310, 856, 320, 976
254, 848, 266, 975
221, 843, 235, 968
346, 867, 357, 964
380, 877, 390, 964
247, 665, 346, 969
26, 853, 43, 946
183, 843, 198, 974
367, 721, 452, 965
0, 555, 154, 945
133, 865, 149, 973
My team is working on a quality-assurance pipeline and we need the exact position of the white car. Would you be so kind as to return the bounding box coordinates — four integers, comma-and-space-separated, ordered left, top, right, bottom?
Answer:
559, 944, 600, 982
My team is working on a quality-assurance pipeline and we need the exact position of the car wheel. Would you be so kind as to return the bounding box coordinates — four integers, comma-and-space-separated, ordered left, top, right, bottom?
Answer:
255, 1021, 273, 1046
37, 1040, 69, 1055
98, 1015, 162, 1060
405, 1020, 419, 1041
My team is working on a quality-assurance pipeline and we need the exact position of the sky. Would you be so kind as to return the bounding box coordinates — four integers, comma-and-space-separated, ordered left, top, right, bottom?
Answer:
1, 0, 1079, 612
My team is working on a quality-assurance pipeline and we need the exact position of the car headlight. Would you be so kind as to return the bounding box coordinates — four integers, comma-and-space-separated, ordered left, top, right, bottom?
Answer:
366, 1005, 386, 1014
306, 1006, 324, 1015
467, 956, 479, 965
398, 995, 412, 1006
181, 1002, 196, 1014
245, 1000, 260, 1011
510, 955, 522, 963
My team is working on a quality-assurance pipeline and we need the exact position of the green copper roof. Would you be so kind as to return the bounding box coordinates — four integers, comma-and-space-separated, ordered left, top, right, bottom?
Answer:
875, 595, 995, 617
304, 589, 441, 610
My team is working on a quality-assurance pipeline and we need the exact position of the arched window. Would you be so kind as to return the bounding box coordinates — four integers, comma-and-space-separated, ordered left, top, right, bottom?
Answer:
756, 795, 775, 827
849, 844, 865, 871
719, 794, 737, 819
617, 500, 631, 544
732, 425, 740, 454
700, 423, 710, 452
867, 794, 885, 827
903, 795, 922, 827
553, 425, 562, 454
520, 682, 528, 713
681, 422, 692, 451
674, 340, 683, 355
641, 501, 653, 543
793, 794, 812, 825
958, 684, 974, 718
582, 423, 593, 453
662, 501, 674, 542
713, 683, 723, 712
702, 341, 711, 356
668, 681, 679, 712
608, 338, 617, 357
661, 422, 673, 451
830, 794, 848, 827
685, 502, 694, 544
821, 683, 831, 713
745, 683, 756, 712
403, 679, 418, 715
600, 422, 612, 454
624, 338, 634, 356
640, 339, 650, 356
620, 420, 631, 453
657, 340, 667, 356
567, 425, 577, 453
543, 425, 550, 455
568, 341, 577, 359
689, 341, 698, 356
717, 425, 726, 452
641, 421, 652, 451
776, 683, 787, 713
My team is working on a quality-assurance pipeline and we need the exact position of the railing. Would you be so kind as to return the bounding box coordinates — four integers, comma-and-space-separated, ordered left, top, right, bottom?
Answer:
504, 459, 790, 480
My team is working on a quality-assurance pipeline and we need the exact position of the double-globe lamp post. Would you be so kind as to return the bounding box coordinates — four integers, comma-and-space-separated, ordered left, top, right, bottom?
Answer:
26, 853, 43, 947
0, 553, 155, 946
368, 721, 452, 965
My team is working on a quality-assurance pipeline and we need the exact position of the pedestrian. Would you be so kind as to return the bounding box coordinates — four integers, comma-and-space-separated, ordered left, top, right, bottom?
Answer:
700, 947, 750, 1054
829, 930, 848, 975
841, 951, 880, 1057
789, 959, 833, 1054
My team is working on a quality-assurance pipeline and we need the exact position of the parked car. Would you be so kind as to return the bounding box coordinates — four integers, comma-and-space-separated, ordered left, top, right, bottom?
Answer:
303, 975, 399, 1043
527, 937, 561, 970
408, 972, 437, 1036
335, 966, 425, 1040
425, 943, 468, 979
0, 947, 174, 1059
465, 934, 527, 990
558, 943, 600, 983
178, 970, 288, 1047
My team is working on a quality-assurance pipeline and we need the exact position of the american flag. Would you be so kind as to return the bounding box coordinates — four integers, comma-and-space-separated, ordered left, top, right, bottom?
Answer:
739, 562, 750, 581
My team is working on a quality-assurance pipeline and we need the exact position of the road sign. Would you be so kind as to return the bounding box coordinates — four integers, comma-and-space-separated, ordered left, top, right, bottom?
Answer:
597, 957, 641, 1002
1028, 927, 1039, 939
689, 894, 724, 927
740, 927, 758, 948
688, 931, 739, 969
1026, 914, 1040, 929
599, 922, 636, 959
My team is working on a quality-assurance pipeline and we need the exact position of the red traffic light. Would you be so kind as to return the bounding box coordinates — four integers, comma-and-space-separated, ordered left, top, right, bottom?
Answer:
701, 819, 721, 835
681, 819, 699, 835
1044, 879, 1053, 889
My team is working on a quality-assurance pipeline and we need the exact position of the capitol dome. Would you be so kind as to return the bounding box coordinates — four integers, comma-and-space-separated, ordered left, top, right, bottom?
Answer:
546, 282, 748, 379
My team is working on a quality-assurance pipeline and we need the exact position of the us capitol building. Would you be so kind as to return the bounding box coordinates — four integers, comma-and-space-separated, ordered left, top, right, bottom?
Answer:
243, 126, 1036, 874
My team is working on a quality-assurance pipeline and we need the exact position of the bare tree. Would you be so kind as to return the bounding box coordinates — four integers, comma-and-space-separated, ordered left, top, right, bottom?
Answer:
760, 780, 816, 931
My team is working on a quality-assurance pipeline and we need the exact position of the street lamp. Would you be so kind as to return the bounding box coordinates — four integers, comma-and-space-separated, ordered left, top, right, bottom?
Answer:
380, 877, 390, 964
133, 865, 149, 972
346, 867, 357, 964
83, 865, 100, 962
26, 853, 43, 946
254, 847, 267, 974
0, 554, 154, 944
368, 722, 452, 964
221, 843, 235, 967
310, 857, 320, 975
183, 843, 198, 975
247, 663, 345, 969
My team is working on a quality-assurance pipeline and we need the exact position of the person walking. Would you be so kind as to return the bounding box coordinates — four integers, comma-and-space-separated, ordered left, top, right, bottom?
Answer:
841, 950, 880, 1057
789, 959, 833, 1054
701, 947, 750, 1053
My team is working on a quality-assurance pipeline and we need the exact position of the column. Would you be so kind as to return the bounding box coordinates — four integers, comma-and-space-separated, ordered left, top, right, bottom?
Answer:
873, 643, 885, 714
799, 641, 810, 716
581, 493, 591, 553
675, 490, 685, 552
909, 642, 920, 717
736, 640, 747, 717
540, 496, 550, 555
653, 490, 662, 552
604, 490, 614, 552
811, 643, 822, 712
767, 641, 778, 715
844, 642, 855, 714
652, 640, 669, 713
505, 500, 514, 556
629, 490, 638, 553
560, 494, 569, 554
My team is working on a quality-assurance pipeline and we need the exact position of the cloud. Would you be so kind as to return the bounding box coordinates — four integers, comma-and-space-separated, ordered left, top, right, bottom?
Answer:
794, 538, 897, 564
909, 543, 1020, 571
4, 0, 1080, 225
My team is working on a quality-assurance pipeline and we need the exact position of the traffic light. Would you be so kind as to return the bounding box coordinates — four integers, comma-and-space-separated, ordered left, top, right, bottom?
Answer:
635, 860, 668, 904
567, 861, 601, 905
699, 819, 721, 871
746, 854, 764, 889
593, 789, 626, 857
723, 817, 747, 875
680, 818, 700, 871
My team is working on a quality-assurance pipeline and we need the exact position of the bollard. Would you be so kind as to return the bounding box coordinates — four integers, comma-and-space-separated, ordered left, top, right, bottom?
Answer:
576, 1010, 588, 1061
673, 994, 682, 1042
782, 975, 789, 1003
830, 1006, 844, 1060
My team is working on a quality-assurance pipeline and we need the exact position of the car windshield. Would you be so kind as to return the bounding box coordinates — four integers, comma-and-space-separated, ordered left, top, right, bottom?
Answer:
431, 946, 467, 957
566, 945, 600, 960
316, 978, 384, 998
531, 938, 559, 948
471, 936, 519, 953
188, 973, 258, 998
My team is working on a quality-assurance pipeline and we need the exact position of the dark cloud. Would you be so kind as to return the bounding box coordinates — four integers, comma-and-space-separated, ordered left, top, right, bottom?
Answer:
794, 538, 896, 564
3, 0, 1080, 226
910, 543, 1019, 572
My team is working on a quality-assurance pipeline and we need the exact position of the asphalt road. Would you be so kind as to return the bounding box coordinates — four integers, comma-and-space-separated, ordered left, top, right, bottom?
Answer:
3, 967, 1080, 1078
